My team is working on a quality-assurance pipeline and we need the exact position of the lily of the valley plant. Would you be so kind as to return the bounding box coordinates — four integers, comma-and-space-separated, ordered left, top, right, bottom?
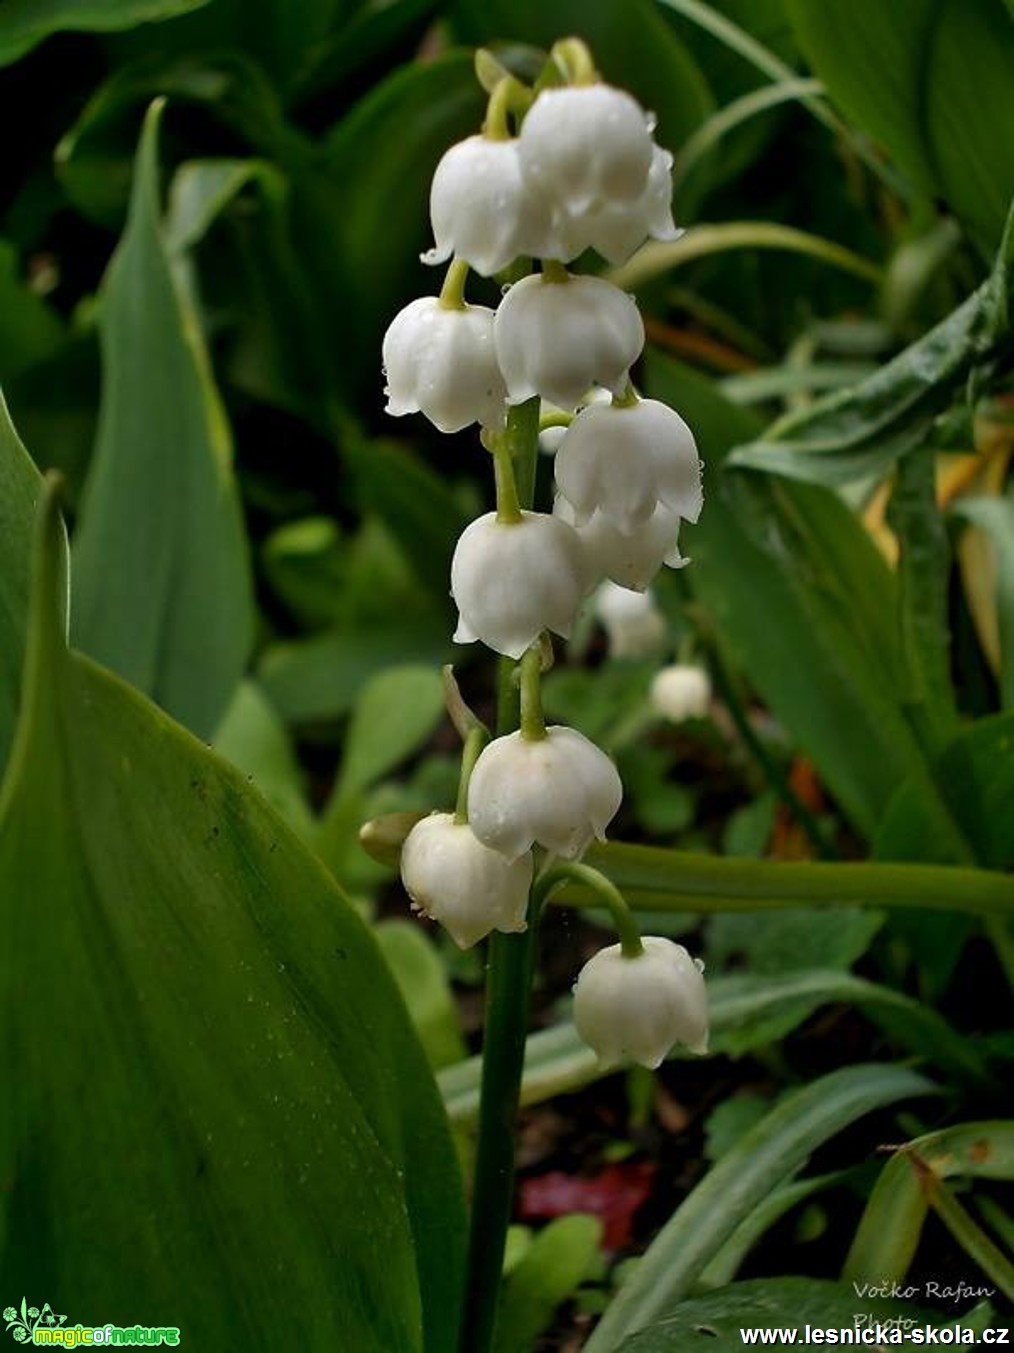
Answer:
378, 37, 709, 1349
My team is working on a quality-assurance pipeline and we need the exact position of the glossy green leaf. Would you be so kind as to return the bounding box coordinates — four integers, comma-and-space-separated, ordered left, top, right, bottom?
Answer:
728, 201, 1014, 485
952, 494, 1014, 710
608, 1277, 944, 1352
646, 354, 934, 837
375, 920, 467, 1071
0, 480, 465, 1350
845, 1122, 1014, 1285
212, 679, 314, 838
583, 1064, 938, 1349
0, 392, 42, 781
0, 0, 210, 66
784, 0, 1014, 256
492, 1214, 602, 1353
71, 102, 254, 740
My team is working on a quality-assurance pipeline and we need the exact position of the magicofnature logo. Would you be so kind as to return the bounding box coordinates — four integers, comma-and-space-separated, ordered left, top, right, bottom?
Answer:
4, 1302, 180, 1346
3, 1302, 66, 1344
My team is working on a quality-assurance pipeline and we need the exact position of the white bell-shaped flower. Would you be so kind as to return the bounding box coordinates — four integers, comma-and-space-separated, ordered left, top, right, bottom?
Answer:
382, 297, 506, 433
573, 937, 708, 1068
495, 273, 644, 410
650, 664, 712, 722
555, 397, 703, 532
467, 725, 622, 862
556, 496, 688, 591
400, 812, 533, 950
593, 581, 666, 658
556, 145, 680, 266
518, 84, 654, 213
451, 511, 587, 659
421, 135, 556, 277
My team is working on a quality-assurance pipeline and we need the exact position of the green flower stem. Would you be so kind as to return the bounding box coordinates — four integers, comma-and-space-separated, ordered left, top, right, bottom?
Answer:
551, 37, 597, 86
519, 645, 547, 741
612, 381, 640, 409
491, 434, 522, 524
565, 840, 1014, 919
483, 76, 531, 140
439, 259, 470, 309
925, 1179, 1014, 1304
537, 860, 644, 957
460, 386, 543, 1353
454, 726, 488, 825
541, 259, 570, 284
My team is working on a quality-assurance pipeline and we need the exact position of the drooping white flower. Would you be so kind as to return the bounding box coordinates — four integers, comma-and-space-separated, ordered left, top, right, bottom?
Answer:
552, 146, 680, 266
573, 937, 708, 1068
518, 85, 654, 214
451, 511, 587, 659
554, 397, 702, 532
650, 664, 712, 722
593, 581, 667, 658
421, 135, 556, 277
382, 297, 506, 433
555, 496, 688, 591
495, 273, 644, 410
467, 725, 622, 862
400, 812, 533, 949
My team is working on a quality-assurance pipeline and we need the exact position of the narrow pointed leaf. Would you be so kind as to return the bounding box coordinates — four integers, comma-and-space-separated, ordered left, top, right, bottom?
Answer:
0, 392, 41, 780
72, 101, 254, 739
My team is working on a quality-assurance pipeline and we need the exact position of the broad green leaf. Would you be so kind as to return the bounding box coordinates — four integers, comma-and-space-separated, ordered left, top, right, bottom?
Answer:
258, 623, 452, 726
335, 664, 445, 798
212, 679, 314, 838
952, 495, 1014, 710
845, 1122, 1014, 1285
375, 920, 467, 1071
875, 713, 1014, 872
0, 0, 210, 66
646, 354, 932, 837
608, 1277, 945, 1352
583, 1064, 938, 1349
293, 0, 439, 101
0, 393, 42, 781
783, 0, 1014, 256
493, 1214, 602, 1353
0, 480, 465, 1350
705, 908, 884, 1046
72, 102, 254, 740
728, 201, 1014, 486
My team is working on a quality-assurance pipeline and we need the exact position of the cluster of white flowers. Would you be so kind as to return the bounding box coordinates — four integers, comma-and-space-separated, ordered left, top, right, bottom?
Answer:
382, 44, 707, 1071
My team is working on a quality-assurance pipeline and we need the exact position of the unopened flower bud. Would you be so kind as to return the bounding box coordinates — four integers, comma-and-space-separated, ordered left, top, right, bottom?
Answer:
467, 725, 622, 862
494, 273, 644, 411
451, 511, 587, 658
650, 664, 712, 721
573, 937, 708, 1068
400, 812, 533, 949
422, 135, 555, 276
593, 581, 666, 658
518, 85, 654, 213
382, 297, 506, 433
555, 398, 702, 532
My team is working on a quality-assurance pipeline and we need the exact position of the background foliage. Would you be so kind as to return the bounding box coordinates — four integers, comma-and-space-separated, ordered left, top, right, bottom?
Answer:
1, 0, 1012, 1348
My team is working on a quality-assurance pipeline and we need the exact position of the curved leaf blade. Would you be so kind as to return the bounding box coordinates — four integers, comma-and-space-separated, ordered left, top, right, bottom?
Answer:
1, 481, 465, 1350
0, 0, 210, 66
71, 101, 254, 739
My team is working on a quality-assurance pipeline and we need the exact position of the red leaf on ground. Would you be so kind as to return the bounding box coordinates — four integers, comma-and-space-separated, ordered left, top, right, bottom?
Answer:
517, 1160, 657, 1251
